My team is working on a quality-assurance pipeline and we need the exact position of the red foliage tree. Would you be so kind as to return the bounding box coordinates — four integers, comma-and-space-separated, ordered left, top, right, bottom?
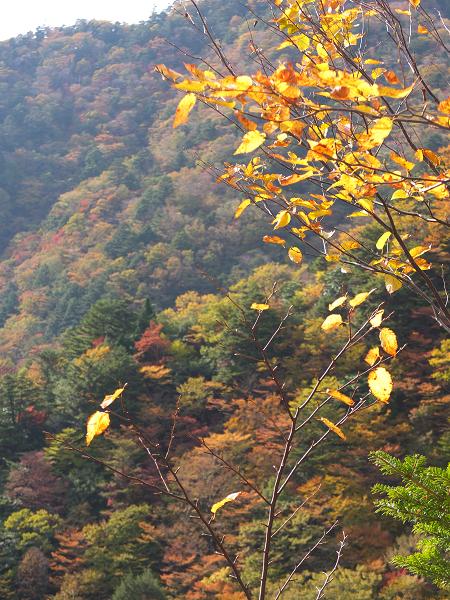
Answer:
134, 321, 170, 362
5, 451, 68, 514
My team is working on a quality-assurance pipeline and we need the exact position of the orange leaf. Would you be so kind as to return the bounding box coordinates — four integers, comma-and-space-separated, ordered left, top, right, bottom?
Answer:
288, 246, 303, 264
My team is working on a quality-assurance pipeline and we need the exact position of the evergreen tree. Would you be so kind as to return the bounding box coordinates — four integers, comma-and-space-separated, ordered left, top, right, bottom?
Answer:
62, 299, 138, 357
112, 569, 166, 600
371, 451, 450, 590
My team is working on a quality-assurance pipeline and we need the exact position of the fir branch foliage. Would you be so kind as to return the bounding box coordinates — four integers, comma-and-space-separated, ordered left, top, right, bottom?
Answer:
370, 451, 450, 589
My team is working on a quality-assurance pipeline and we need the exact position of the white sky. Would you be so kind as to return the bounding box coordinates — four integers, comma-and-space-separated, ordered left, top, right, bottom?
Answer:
0, 1, 172, 41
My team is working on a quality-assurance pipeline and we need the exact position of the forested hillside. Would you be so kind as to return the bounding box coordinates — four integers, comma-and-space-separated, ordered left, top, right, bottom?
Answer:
0, 0, 448, 598
0, 0, 281, 365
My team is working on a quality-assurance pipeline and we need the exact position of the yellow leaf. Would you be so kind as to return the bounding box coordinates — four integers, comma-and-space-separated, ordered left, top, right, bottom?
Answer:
251, 303, 270, 311
234, 130, 266, 154
327, 389, 355, 406
279, 120, 306, 138
370, 117, 393, 144
235, 199, 251, 219
279, 171, 315, 185
263, 235, 286, 246
321, 314, 343, 332
391, 189, 408, 200
379, 327, 398, 356
100, 385, 127, 409
349, 210, 371, 218
173, 93, 196, 128
371, 68, 385, 80
273, 210, 291, 230
417, 24, 428, 34
376, 231, 392, 250
319, 417, 346, 440
211, 491, 242, 515
278, 34, 310, 52
368, 367, 392, 403
390, 151, 415, 172
349, 289, 375, 308
288, 246, 303, 264
155, 64, 182, 81
357, 117, 393, 150
378, 84, 414, 99
370, 310, 384, 328
86, 411, 110, 446
385, 274, 402, 294
174, 80, 207, 92
409, 245, 431, 258
409, 0, 420, 7
329, 295, 347, 311
365, 346, 380, 366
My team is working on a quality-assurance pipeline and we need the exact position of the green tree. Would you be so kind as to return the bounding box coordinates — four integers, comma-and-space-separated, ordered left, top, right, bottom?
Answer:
371, 451, 450, 590
81, 504, 162, 594
112, 569, 166, 600
62, 299, 138, 358
4, 508, 62, 553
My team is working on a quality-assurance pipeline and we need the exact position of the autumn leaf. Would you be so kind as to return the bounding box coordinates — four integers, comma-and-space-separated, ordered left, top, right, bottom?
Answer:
368, 310, 383, 328
419, 148, 440, 166
263, 235, 286, 246
376, 231, 392, 250
380, 327, 398, 356
365, 346, 381, 366
390, 151, 414, 172
391, 190, 408, 200
327, 389, 355, 406
251, 303, 269, 311
319, 417, 346, 440
235, 199, 251, 219
438, 98, 450, 114
235, 111, 257, 131
378, 84, 414, 99
273, 210, 291, 230
385, 275, 402, 294
366, 117, 393, 147
328, 295, 347, 311
409, 245, 431, 258
86, 411, 110, 446
368, 367, 392, 403
288, 246, 303, 264
173, 93, 196, 128
321, 314, 343, 332
234, 130, 266, 154
349, 289, 375, 308
211, 491, 242, 516
100, 385, 127, 409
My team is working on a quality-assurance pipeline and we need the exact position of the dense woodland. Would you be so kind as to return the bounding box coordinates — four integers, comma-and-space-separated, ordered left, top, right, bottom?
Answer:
0, 0, 448, 598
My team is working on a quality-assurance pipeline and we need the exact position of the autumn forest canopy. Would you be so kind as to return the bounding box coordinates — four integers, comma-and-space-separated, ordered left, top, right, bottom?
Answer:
0, 0, 449, 598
